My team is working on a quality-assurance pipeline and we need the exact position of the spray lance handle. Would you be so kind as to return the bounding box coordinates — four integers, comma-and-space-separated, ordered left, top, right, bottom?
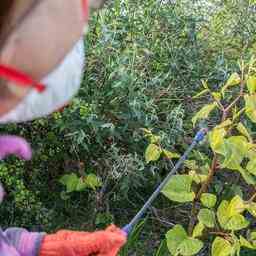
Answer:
122, 128, 208, 236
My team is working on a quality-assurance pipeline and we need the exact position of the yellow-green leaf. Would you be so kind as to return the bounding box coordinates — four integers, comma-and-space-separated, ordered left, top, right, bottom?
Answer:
163, 150, 180, 160
145, 144, 162, 163
192, 103, 217, 127
247, 76, 256, 94
217, 198, 249, 231
224, 214, 249, 231
200, 193, 217, 208
236, 122, 252, 142
192, 222, 204, 238
216, 119, 232, 129
246, 159, 256, 176
228, 195, 245, 216
177, 238, 203, 256
184, 160, 199, 170
193, 89, 210, 99
245, 94, 256, 123
212, 92, 222, 101
239, 236, 254, 249
222, 73, 241, 95
246, 202, 256, 217
166, 225, 188, 255
209, 128, 226, 154
212, 237, 233, 256
162, 175, 195, 203
238, 168, 256, 185
198, 208, 216, 228
189, 170, 207, 184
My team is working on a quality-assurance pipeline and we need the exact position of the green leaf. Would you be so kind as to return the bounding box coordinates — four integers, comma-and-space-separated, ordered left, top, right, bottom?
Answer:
184, 160, 199, 170
246, 159, 256, 176
192, 103, 217, 127
238, 168, 256, 185
239, 236, 254, 249
209, 128, 226, 153
245, 94, 256, 123
221, 73, 241, 95
224, 214, 249, 231
177, 238, 203, 256
217, 200, 230, 229
247, 76, 256, 94
162, 175, 195, 203
212, 92, 222, 101
149, 135, 161, 144
212, 237, 232, 256
76, 178, 88, 191
189, 170, 207, 184
246, 202, 256, 217
217, 198, 249, 231
236, 122, 252, 142
162, 149, 180, 160
200, 193, 217, 208
192, 222, 204, 238
198, 209, 216, 228
220, 136, 249, 171
228, 195, 245, 216
84, 174, 102, 190
145, 144, 162, 163
59, 173, 79, 193
216, 119, 232, 129
166, 225, 188, 255
193, 89, 210, 99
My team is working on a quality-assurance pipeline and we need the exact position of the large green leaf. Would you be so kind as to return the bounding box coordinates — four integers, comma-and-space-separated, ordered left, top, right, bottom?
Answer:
212, 237, 233, 256
246, 158, 256, 176
192, 222, 204, 238
200, 193, 217, 208
236, 122, 252, 142
246, 202, 256, 217
225, 214, 249, 231
247, 76, 256, 94
238, 167, 256, 185
245, 94, 256, 123
59, 173, 79, 193
220, 136, 249, 171
166, 225, 187, 255
162, 175, 195, 203
239, 236, 254, 249
198, 208, 216, 228
209, 128, 226, 154
145, 144, 162, 163
221, 73, 241, 95
162, 150, 180, 160
217, 198, 249, 231
166, 225, 203, 256
192, 103, 217, 127
177, 238, 203, 256
84, 174, 102, 190
228, 195, 245, 216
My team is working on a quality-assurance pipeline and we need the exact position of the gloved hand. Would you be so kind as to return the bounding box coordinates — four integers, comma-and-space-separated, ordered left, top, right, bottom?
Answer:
39, 224, 127, 256
0, 135, 32, 160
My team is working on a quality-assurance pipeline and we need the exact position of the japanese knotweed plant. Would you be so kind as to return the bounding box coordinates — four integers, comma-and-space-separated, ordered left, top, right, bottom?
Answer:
145, 57, 256, 256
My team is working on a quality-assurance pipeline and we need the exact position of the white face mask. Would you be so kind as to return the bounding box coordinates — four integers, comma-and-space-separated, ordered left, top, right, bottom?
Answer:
0, 38, 84, 124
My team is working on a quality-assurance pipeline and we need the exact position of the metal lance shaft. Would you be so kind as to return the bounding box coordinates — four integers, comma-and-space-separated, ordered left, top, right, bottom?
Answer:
122, 128, 208, 235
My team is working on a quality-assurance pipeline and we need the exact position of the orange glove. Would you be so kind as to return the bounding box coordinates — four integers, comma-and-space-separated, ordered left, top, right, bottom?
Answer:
39, 225, 127, 256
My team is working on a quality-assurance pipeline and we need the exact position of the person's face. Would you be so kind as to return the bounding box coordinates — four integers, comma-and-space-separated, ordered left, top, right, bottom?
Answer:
0, 0, 87, 120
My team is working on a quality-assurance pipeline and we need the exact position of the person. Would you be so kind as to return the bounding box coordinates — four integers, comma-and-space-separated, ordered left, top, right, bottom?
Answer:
0, 0, 127, 255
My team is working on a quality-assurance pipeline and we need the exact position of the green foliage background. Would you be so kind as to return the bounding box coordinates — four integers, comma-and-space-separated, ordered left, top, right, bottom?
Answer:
0, 0, 256, 255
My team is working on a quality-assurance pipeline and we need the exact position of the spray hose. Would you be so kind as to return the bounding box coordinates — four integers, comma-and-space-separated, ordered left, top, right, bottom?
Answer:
122, 128, 208, 235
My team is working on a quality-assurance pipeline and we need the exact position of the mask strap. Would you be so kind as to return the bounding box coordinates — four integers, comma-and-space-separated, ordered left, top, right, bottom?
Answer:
0, 64, 45, 92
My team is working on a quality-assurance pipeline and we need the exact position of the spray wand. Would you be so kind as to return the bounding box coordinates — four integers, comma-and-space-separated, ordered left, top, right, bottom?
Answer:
122, 128, 208, 235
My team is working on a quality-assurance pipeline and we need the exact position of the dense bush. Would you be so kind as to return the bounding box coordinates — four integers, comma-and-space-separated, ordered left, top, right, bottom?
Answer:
0, 0, 255, 255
